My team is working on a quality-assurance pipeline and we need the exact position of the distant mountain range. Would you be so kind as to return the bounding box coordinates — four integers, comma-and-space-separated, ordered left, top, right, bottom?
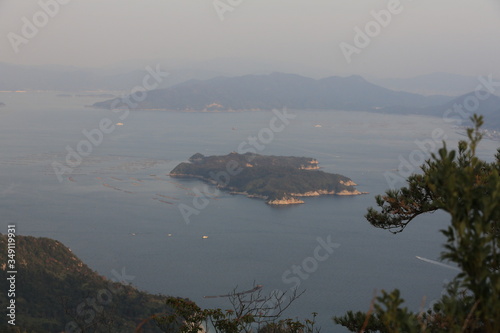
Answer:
0, 60, 492, 96
370, 72, 483, 96
93, 72, 452, 111
92, 72, 500, 130
0, 61, 498, 129
421, 91, 500, 129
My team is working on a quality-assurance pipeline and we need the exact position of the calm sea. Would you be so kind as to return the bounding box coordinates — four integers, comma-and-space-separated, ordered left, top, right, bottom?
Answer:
1, 92, 497, 331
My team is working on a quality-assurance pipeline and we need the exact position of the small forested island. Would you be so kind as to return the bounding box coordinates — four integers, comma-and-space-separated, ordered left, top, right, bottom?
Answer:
169, 152, 366, 205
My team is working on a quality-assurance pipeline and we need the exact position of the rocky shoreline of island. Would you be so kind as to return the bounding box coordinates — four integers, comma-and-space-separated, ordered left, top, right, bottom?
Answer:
169, 173, 367, 205
169, 152, 368, 205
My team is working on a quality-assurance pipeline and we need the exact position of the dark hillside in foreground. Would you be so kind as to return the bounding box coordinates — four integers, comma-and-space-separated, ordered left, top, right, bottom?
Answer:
0, 234, 170, 332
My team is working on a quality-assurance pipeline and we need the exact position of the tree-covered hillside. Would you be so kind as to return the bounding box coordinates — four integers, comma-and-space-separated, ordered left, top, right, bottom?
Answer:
170, 152, 362, 203
0, 234, 170, 333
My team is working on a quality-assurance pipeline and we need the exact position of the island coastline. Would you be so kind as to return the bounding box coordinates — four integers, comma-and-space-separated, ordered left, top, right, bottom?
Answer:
169, 152, 367, 205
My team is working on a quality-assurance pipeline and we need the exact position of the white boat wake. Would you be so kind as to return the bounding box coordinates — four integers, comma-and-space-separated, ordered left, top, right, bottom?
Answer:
416, 256, 460, 271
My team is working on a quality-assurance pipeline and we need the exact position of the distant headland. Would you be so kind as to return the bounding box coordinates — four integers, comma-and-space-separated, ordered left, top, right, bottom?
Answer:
169, 152, 367, 205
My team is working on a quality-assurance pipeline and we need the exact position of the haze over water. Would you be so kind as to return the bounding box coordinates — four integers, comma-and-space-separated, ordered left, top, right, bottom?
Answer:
2, 92, 498, 331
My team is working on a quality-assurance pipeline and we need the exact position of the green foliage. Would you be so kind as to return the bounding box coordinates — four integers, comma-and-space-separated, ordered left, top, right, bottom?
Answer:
0, 235, 169, 332
153, 298, 206, 333
335, 115, 500, 332
151, 288, 319, 333
333, 310, 383, 332
372, 290, 421, 333
257, 313, 320, 333
334, 290, 421, 333
153, 296, 256, 333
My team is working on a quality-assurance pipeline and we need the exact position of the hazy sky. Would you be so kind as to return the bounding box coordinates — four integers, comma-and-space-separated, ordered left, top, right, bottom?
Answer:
1, 0, 499, 78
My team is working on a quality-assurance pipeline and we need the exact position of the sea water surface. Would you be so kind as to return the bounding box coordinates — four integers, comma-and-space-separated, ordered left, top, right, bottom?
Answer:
1, 92, 498, 331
